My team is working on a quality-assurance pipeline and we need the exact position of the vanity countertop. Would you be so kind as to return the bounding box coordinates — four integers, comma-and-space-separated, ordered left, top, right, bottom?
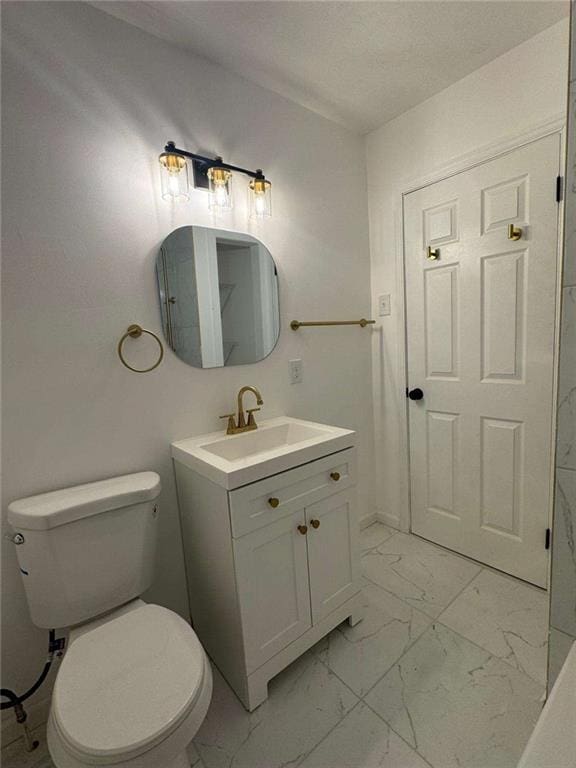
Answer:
171, 416, 355, 490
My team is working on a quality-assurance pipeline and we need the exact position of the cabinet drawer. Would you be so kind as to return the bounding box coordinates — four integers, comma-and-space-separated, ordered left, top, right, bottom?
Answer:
229, 448, 356, 538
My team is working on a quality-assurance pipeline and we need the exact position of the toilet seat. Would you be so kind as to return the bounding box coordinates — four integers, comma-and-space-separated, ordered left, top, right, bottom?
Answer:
51, 603, 208, 764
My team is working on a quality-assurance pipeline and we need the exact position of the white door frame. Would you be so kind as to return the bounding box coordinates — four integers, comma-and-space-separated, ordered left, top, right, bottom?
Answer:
388, 116, 566, 551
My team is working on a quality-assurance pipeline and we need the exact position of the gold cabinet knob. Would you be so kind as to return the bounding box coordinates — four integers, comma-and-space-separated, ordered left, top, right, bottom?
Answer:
268, 497, 280, 508
310, 519, 320, 529
330, 472, 341, 482
297, 524, 308, 535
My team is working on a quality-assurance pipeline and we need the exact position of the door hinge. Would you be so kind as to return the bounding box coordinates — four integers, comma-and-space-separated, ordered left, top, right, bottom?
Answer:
545, 528, 551, 550
556, 175, 564, 203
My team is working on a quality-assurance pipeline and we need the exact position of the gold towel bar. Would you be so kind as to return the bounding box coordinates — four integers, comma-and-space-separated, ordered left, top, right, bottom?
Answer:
117, 324, 164, 373
290, 319, 375, 330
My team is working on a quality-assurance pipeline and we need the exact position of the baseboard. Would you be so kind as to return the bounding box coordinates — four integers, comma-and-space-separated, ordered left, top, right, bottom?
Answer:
359, 512, 377, 530
360, 510, 403, 532
374, 510, 402, 531
1, 695, 50, 748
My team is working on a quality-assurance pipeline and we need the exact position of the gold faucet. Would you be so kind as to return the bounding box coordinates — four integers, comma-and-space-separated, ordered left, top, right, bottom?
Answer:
220, 386, 264, 435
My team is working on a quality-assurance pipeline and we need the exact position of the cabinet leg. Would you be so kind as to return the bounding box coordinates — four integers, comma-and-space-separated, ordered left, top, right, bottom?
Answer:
347, 607, 364, 627
244, 674, 269, 712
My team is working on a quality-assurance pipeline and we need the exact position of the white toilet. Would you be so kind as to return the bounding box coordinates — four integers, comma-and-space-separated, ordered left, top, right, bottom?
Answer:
8, 472, 212, 768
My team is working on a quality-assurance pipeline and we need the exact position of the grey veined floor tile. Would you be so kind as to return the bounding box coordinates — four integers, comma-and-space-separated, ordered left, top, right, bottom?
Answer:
1, 727, 54, 768
299, 702, 430, 768
360, 522, 397, 553
187, 741, 202, 766
315, 578, 431, 696
365, 623, 543, 768
194, 652, 358, 768
440, 568, 548, 686
2, 727, 203, 768
362, 531, 481, 618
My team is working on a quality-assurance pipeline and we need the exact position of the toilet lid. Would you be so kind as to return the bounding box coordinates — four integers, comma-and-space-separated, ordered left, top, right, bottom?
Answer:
52, 604, 206, 762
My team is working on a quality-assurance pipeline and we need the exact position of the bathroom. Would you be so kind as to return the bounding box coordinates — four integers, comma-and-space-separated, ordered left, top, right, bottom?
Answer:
1, 1, 575, 766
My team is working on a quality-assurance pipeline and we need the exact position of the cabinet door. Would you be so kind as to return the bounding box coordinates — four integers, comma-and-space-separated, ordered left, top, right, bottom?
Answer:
306, 489, 361, 624
233, 510, 312, 673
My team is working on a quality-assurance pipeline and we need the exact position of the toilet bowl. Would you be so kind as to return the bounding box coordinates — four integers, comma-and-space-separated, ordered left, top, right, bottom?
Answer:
47, 600, 212, 768
8, 472, 213, 768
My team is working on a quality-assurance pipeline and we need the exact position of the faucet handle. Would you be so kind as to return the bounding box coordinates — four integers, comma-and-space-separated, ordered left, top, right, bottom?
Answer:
219, 413, 237, 434
246, 407, 261, 427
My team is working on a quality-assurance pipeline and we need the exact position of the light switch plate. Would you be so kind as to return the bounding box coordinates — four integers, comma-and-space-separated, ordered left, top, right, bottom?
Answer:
378, 294, 391, 316
289, 359, 303, 384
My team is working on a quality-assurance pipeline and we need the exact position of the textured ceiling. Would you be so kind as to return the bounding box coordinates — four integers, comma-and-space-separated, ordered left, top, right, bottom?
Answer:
92, 1, 569, 133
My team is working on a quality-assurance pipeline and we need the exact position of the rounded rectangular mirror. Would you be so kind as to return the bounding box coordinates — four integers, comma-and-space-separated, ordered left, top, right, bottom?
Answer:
156, 226, 280, 368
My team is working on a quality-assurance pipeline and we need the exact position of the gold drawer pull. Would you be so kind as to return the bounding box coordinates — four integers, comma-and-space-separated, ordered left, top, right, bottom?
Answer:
268, 497, 280, 508
297, 524, 308, 535
330, 472, 341, 482
310, 519, 320, 529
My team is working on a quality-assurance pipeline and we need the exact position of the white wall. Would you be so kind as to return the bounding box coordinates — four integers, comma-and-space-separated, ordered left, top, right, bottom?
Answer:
549, 4, 576, 688
1, 1, 373, 727
366, 20, 569, 529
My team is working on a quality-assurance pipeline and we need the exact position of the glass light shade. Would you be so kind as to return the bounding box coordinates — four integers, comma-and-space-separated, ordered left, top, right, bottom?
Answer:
249, 177, 272, 219
159, 151, 189, 201
207, 167, 233, 211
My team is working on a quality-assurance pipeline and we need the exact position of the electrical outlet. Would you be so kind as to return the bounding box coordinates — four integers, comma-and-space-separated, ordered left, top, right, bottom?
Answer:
378, 294, 391, 316
289, 359, 303, 384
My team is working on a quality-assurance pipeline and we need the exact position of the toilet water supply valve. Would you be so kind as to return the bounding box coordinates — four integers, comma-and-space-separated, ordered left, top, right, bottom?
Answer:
1, 538, 67, 752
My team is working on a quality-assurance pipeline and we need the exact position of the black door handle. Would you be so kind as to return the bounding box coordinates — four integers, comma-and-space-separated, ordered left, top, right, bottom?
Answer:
407, 388, 424, 401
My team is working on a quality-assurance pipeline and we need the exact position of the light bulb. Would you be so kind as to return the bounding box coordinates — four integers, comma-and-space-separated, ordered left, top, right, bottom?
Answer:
168, 174, 180, 195
207, 167, 233, 211
249, 176, 272, 219
159, 150, 189, 201
214, 184, 229, 207
254, 194, 267, 216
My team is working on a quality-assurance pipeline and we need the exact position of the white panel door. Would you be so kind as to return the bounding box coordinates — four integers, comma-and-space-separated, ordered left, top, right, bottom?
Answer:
233, 510, 312, 672
404, 134, 560, 586
306, 490, 361, 623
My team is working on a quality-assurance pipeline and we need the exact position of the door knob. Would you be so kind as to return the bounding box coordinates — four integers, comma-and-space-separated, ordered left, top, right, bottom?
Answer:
407, 388, 424, 401
297, 524, 308, 535
310, 519, 320, 529
508, 224, 522, 241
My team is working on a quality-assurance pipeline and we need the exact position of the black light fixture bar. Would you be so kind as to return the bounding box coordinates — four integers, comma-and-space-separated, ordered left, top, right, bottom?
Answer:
164, 141, 266, 189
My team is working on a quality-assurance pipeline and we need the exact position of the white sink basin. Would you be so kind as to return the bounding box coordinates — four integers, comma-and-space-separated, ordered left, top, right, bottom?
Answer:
171, 416, 355, 489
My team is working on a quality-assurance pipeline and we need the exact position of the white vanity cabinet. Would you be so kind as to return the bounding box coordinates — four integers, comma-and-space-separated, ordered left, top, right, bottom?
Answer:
173, 445, 363, 711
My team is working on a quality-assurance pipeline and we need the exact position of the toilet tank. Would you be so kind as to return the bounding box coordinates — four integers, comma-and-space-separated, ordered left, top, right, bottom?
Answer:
7, 472, 161, 629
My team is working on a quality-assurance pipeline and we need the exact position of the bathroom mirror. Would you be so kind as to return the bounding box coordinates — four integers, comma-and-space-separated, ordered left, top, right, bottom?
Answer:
156, 226, 280, 368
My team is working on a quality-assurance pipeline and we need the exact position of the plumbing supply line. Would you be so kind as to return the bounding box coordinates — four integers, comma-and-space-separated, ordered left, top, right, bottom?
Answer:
1, 629, 64, 752
0, 630, 57, 710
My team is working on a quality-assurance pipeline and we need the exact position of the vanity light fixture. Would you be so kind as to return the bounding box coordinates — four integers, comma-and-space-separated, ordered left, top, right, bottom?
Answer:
158, 141, 272, 218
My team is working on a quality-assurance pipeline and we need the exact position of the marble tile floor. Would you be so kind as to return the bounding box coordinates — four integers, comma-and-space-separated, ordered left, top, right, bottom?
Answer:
2, 523, 549, 768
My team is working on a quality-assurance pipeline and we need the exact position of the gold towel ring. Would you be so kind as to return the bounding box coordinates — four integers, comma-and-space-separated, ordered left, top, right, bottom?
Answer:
117, 324, 164, 373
